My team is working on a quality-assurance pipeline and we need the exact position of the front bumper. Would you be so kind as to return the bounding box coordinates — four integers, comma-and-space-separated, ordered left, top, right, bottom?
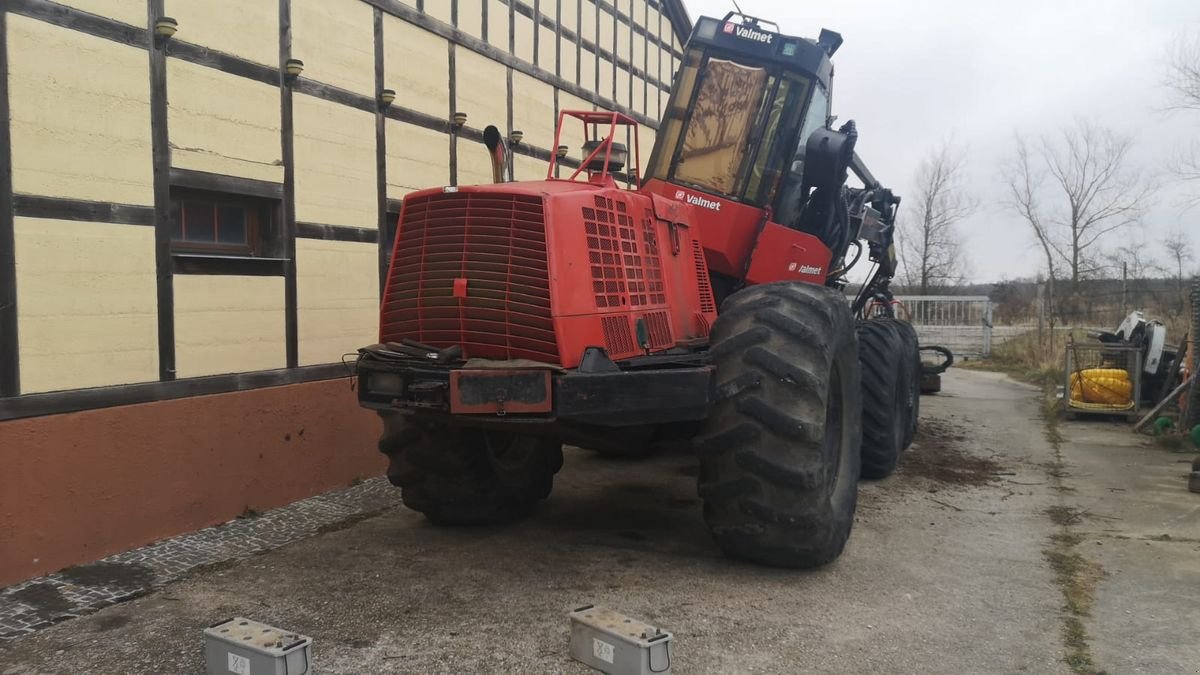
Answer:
356, 355, 713, 426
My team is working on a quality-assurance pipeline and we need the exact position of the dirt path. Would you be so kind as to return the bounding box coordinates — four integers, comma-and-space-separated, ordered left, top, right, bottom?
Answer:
4, 370, 1192, 673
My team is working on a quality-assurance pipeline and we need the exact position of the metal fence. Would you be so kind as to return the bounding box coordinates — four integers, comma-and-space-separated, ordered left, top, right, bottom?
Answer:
895, 295, 994, 358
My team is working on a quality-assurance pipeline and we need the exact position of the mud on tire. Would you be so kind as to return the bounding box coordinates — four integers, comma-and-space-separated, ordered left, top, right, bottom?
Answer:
696, 282, 862, 569
379, 415, 563, 525
856, 320, 906, 479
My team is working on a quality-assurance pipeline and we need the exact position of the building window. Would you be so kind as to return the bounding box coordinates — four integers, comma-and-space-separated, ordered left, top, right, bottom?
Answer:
169, 189, 280, 257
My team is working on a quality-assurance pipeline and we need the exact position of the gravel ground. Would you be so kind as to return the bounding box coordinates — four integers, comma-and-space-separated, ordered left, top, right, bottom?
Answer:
1, 369, 1195, 674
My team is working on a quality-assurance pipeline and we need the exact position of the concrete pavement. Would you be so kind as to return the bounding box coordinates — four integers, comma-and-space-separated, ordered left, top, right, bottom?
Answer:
1, 369, 1196, 674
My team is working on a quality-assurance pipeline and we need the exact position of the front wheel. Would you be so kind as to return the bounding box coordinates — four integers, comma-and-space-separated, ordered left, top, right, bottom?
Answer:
696, 282, 862, 569
379, 414, 563, 525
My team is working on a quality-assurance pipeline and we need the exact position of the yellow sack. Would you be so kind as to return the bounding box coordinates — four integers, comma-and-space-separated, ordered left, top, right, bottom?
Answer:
1069, 368, 1132, 405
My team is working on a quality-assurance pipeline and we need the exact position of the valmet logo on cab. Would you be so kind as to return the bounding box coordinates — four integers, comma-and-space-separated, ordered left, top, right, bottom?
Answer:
723, 22, 773, 44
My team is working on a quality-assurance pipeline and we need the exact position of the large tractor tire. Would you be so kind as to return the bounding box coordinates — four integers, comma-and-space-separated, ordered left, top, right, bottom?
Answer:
379, 414, 563, 525
856, 320, 907, 479
696, 282, 862, 569
877, 318, 920, 449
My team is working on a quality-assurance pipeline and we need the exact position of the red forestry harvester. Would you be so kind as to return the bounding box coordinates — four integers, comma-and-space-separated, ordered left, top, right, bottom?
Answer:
356, 13, 919, 568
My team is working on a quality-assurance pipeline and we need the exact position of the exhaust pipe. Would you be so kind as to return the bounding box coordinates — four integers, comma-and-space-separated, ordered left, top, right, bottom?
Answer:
483, 125, 510, 183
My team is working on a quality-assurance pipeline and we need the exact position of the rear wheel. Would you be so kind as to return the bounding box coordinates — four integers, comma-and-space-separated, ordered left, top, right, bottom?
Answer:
878, 318, 920, 448
696, 282, 862, 569
379, 414, 562, 525
856, 320, 906, 479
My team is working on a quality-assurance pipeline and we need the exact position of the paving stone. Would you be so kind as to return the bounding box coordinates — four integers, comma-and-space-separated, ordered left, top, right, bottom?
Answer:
0, 477, 395, 640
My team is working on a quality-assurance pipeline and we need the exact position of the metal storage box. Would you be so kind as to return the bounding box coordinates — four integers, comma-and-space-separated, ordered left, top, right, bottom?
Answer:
204, 617, 312, 675
569, 605, 672, 675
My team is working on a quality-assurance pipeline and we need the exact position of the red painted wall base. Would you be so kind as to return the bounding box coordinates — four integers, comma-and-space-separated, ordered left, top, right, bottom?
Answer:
0, 379, 385, 587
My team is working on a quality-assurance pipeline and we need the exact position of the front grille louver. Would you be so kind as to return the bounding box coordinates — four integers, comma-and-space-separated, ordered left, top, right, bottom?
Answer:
381, 191, 558, 363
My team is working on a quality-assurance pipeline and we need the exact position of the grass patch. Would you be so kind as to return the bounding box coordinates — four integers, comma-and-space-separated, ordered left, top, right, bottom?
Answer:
1044, 546, 1105, 673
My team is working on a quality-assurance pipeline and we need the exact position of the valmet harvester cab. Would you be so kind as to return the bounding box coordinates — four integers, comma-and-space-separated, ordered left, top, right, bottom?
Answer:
355, 12, 912, 570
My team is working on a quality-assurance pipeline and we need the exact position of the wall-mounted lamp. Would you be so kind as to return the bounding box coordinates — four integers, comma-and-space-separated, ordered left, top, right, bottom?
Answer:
556, 145, 568, 159
509, 130, 524, 145
452, 111, 468, 129
284, 58, 305, 80
380, 88, 396, 107
153, 16, 177, 46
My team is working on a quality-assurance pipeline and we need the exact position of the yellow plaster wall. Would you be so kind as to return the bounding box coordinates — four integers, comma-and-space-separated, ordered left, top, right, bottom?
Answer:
580, 47, 597, 91
513, 73, 556, 150
555, 92, 593, 168
296, 240, 378, 366
455, 49, 508, 132
599, 6, 614, 52
487, 0, 509, 51
616, 15, 631, 63
560, 35, 578, 84
293, 95, 377, 229
7, 16, 152, 206
514, 12, 535, 63
616, 65, 631, 108
174, 276, 286, 378
560, 0, 578, 35
292, 0, 374, 96
165, 0, 278, 66
647, 43, 659, 87
168, 60, 283, 183
386, 120, 448, 197
631, 0, 649, 29
458, 0, 483, 38
424, 0, 452, 25
580, 1, 597, 43
514, 154, 549, 183
383, 15, 450, 118
55, 0, 144, 26
14, 219, 158, 394
538, 25, 556, 72
457, 141, 495, 187
599, 56, 614, 102
633, 75, 645, 117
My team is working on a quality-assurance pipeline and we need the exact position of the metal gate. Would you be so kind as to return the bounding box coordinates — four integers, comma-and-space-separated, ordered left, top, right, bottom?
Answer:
894, 295, 994, 358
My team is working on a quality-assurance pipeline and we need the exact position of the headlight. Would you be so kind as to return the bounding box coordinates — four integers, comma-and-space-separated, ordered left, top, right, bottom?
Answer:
368, 372, 405, 396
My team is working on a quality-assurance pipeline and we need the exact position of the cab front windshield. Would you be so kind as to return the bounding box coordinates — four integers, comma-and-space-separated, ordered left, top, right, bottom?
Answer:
650, 48, 814, 207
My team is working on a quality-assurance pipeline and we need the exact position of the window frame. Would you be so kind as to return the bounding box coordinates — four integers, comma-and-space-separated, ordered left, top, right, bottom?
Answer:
168, 187, 283, 259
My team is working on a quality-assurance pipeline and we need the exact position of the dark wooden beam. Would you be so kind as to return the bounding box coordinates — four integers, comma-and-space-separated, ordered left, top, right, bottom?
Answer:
12, 195, 155, 225
172, 254, 288, 277
0, 9, 18, 397
8, 0, 148, 49
149, 0, 176, 381
374, 7, 388, 295
296, 221, 379, 243
0, 363, 350, 421
166, 39, 277, 87
168, 168, 283, 200
280, 0, 298, 369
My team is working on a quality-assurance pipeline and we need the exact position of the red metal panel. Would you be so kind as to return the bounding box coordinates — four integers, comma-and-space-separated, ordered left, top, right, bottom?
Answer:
744, 221, 831, 286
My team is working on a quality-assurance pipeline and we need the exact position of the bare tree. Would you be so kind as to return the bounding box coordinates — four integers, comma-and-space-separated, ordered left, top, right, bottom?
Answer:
1164, 31, 1200, 206
1165, 31, 1200, 111
1002, 137, 1061, 350
898, 141, 977, 294
1162, 227, 1196, 319
1001, 119, 1156, 318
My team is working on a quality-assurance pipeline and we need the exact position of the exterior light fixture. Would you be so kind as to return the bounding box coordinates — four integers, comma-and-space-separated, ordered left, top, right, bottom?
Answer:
284, 58, 304, 79
556, 145, 568, 158
452, 111, 468, 128
154, 16, 178, 39
509, 130, 524, 145
380, 88, 396, 106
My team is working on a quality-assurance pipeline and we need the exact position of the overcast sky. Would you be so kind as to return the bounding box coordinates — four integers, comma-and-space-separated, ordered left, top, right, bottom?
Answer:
682, 0, 1200, 283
